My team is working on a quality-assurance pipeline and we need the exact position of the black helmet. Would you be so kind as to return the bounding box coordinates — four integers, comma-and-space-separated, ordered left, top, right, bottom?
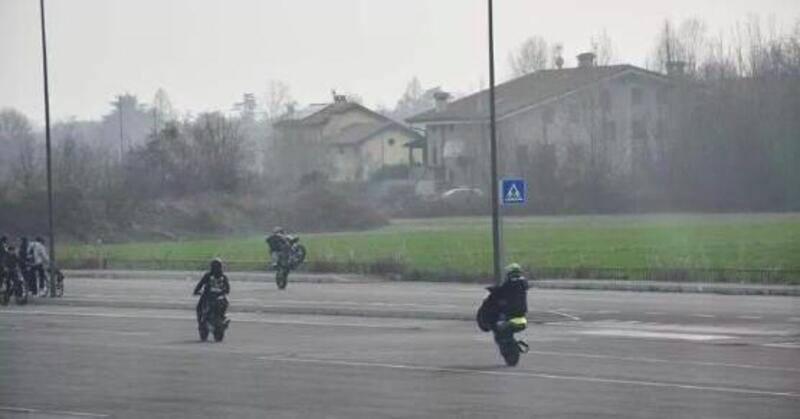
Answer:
273, 226, 285, 234
210, 257, 223, 273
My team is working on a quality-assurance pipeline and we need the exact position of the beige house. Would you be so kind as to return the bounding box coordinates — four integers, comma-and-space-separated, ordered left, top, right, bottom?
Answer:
406, 53, 680, 192
273, 96, 424, 182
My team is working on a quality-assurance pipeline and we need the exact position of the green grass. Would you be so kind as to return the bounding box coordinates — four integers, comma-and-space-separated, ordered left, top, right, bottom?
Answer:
59, 213, 800, 278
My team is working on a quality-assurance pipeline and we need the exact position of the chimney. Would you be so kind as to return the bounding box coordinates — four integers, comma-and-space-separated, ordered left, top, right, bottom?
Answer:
577, 52, 596, 68
666, 60, 686, 77
433, 91, 451, 112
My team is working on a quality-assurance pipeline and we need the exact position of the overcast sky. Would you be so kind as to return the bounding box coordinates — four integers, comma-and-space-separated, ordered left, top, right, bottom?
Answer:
1, 0, 798, 124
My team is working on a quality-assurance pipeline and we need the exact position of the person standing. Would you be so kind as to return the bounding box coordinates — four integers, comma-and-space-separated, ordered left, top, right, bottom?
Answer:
29, 237, 50, 297
18, 237, 35, 295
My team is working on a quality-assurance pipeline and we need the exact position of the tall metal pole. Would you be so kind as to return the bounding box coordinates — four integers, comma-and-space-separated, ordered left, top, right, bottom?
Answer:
39, 0, 56, 297
487, 0, 503, 284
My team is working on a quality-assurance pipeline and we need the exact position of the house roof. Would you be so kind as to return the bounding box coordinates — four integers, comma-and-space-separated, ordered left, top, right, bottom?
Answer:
406, 64, 673, 123
275, 101, 386, 127
328, 121, 424, 147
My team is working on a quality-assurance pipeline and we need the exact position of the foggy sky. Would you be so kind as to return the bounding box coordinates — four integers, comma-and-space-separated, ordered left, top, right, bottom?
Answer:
1, 0, 798, 124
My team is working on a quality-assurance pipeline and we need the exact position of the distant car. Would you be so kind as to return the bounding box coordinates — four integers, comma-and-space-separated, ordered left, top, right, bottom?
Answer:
441, 187, 484, 205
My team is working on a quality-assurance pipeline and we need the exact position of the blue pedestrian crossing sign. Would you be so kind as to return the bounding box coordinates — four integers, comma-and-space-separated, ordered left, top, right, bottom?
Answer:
500, 178, 526, 205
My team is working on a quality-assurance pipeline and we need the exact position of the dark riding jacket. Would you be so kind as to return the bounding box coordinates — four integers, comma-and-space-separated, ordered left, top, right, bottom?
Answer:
193, 272, 230, 297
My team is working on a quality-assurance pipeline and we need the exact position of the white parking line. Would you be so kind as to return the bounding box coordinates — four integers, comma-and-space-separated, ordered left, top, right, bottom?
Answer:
763, 342, 800, 349
645, 311, 665, 315
522, 350, 800, 373
737, 315, 763, 320
692, 314, 716, 318
0, 309, 423, 330
547, 310, 581, 321
257, 356, 800, 399
577, 329, 733, 341
0, 405, 109, 417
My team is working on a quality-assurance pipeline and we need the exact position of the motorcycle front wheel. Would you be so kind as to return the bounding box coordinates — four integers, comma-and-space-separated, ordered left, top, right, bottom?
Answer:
292, 245, 307, 266
199, 325, 209, 342
213, 328, 225, 342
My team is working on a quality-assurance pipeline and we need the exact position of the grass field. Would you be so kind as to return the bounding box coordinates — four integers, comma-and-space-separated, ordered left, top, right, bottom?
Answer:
59, 213, 800, 281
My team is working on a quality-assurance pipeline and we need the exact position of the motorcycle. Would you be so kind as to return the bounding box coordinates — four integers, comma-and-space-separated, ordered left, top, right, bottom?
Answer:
274, 236, 307, 290
1, 267, 28, 306
53, 268, 64, 297
197, 293, 229, 342
476, 285, 529, 366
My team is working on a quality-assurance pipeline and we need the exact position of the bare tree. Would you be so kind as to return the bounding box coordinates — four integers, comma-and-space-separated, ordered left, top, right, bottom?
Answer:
263, 80, 294, 122
649, 18, 708, 74
0, 108, 37, 190
151, 88, 176, 133
509, 36, 549, 77
591, 30, 616, 65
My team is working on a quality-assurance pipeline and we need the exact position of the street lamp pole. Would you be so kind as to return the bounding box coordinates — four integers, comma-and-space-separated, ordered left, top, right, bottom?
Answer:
487, 0, 503, 285
39, 0, 56, 297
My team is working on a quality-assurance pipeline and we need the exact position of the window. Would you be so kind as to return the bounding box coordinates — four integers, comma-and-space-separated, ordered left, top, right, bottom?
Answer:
448, 125, 454, 132
631, 87, 644, 106
431, 144, 438, 165
632, 119, 647, 139
387, 138, 395, 146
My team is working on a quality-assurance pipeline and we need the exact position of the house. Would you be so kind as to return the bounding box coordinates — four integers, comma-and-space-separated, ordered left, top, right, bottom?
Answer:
406, 53, 681, 192
272, 95, 425, 182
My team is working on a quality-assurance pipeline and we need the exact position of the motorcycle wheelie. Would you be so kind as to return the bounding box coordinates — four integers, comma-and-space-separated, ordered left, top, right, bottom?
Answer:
266, 227, 306, 290
476, 263, 530, 366
193, 258, 231, 342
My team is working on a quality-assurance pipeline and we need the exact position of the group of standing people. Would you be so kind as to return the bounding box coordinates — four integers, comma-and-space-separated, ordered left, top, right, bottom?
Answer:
0, 235, 51, 296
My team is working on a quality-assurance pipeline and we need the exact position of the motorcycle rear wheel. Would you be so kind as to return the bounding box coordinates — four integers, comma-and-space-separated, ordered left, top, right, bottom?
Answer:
199, 325, 209, 342
14, 283, 28, 305
501, 341, 520, 366
275, 269, 288, 290
213, 329, 225, 342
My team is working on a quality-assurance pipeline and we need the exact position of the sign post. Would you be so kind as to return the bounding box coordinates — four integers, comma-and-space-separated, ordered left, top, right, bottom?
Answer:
487, 0, 503, 285
39, 0, 57, 297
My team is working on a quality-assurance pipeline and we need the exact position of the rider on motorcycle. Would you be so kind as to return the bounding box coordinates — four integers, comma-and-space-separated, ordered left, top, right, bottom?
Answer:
265, 227, 291, 270
193, 258, 231, 327
491, 263, 529, 339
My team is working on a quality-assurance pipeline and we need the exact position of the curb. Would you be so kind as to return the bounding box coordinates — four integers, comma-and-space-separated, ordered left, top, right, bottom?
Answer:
534, 280, 800, 296
63, 270, 381, 284
62, 270, 800, 296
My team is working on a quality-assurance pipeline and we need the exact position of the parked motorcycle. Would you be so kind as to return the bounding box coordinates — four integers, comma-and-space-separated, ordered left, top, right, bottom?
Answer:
53, 268, 64, 297
197, 293, 229, 342
476, 285, 528, 366
275, 236, 307, 290
1, 268, 28, 306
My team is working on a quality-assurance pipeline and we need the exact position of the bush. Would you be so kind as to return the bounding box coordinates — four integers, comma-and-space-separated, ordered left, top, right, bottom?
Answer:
279, 184, 388, 232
